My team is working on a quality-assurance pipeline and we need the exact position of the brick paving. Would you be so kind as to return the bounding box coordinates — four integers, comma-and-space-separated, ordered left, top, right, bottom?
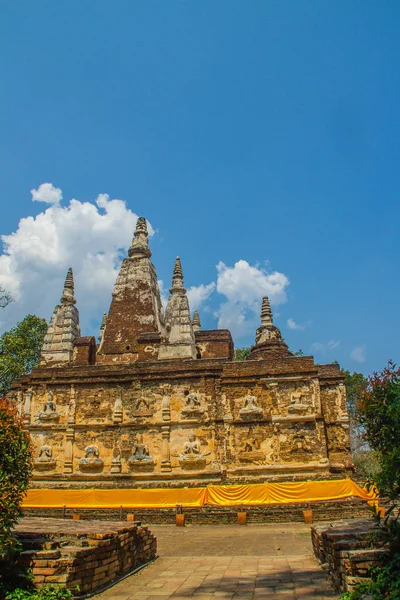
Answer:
97, 524, 339, 599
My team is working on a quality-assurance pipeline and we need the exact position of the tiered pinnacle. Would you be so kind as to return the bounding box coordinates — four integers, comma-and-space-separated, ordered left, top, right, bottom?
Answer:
192, 310, 201, 332
60, 268, 76, 305
170, 257, 185, 293
159, 256, 196, 360
254, 295, 282, 345
128, 217, 151, 258
246, 294, 290, 361
173, 256, 183, 278
260, 296, 273, 326
40, 267, 81, 364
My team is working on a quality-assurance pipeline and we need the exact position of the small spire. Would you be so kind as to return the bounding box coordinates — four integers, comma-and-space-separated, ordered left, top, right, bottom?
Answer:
128, 216, 151, 258
159, 255, 196, 360
65, 268, 74, 290
99, 312, 107, 341
170, 256, 185, 293
192, 310, 201, 332
135, 217, 148, 236
173, 256, 183, 280
260, 296, 273, 326
60, 268, 76, 305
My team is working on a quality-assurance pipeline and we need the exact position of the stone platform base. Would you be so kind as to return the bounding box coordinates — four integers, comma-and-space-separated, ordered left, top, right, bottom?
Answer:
23, 497, 372, 525
14, 518, 157, 595
311, 519, 388, 593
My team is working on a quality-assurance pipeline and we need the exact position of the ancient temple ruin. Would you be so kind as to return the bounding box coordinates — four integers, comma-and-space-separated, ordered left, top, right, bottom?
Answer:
12, 217, 352, 488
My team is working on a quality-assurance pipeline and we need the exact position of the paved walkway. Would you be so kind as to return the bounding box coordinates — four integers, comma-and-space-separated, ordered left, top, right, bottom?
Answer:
97, 524, 338, 599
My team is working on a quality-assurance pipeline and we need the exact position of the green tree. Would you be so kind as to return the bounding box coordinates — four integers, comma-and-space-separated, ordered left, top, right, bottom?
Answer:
343, 369, 368, 421
0, 403, 73, 598
340, 362, 400, 599
358, 361, 400, 504
234, 347, 251, 361
0, 315, 47, 396
342, 369, 380, 480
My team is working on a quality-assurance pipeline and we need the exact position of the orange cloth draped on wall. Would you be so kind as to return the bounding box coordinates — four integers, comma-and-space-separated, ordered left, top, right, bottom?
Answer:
23, 487, 207, 508
205, 479, 374, 505
23, 479, 375, 509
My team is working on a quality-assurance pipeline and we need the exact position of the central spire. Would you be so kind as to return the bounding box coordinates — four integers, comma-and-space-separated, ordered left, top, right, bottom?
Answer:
128, 217, 151, 258
98, 216, 164, 358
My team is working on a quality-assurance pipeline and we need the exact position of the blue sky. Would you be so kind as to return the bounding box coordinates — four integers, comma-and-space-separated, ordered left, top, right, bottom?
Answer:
0, 1, 399, 375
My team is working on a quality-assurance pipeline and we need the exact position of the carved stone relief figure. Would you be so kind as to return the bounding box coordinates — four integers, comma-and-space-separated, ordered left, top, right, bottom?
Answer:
179, 432, 206, 470
238, 429, 265, 463
264, 425, 281, 464
181, 390, 205, 419
79, 445, 104, 472
288, 392, 308, 415
136, 396, 150, 411
38, 391, 59, 421
34, 444, 56, 470
111, 454, 121, 474
129, 393, 155, 418
290, 429, 313, 453
239, 392, 264, 420
183, 432, 201, 455
128, 435, 154, 471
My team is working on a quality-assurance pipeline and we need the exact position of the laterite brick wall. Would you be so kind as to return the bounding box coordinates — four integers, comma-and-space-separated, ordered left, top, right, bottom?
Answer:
16, 519, 157, 595
311, 519, 388, 593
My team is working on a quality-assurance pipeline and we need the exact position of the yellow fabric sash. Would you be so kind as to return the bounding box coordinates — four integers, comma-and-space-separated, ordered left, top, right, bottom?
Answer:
23, 479, 375, 509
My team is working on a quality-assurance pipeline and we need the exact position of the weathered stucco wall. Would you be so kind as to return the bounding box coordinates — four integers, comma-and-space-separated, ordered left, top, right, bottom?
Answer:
12, 356, 352, 488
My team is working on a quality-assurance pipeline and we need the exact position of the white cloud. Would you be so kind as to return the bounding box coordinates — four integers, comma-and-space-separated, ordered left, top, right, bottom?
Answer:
1, 186, 291, 347
311, 342, 323, 352
31, 182, 63, 205
311, 340, 341, 355
0, 188, 153, 335
287, 318, 306, 331
351, 345, 366, 363
187, 282, 216, 311
328, 340, 341, 350
215, 260, 289, 340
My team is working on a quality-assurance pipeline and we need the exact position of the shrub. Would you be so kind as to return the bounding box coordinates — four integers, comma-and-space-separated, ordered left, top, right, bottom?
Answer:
341, 361, 400, 599
234, 347, 251, 361
5, 585, 74, 600
0, 399, 33, 555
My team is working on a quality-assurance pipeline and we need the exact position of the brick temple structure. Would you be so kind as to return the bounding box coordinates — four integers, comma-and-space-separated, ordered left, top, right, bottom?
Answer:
11, 217, 352, 488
